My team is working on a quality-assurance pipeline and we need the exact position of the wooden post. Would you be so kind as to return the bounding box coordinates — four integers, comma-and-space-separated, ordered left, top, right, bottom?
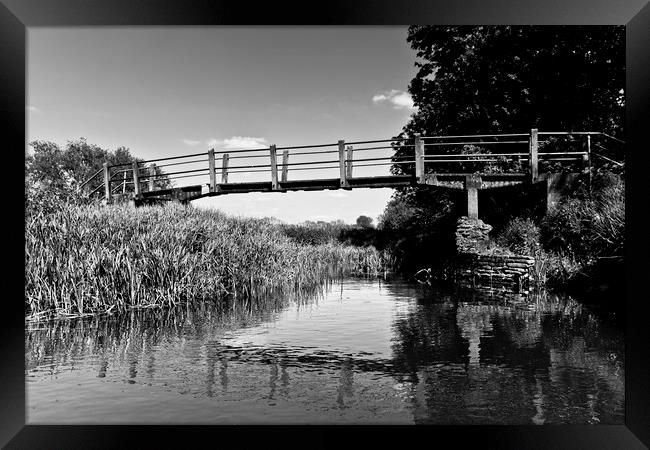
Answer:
132, 161, 141, 196
281, 150, 289, 183
103, 162, 112, 203
529, 128, 538, 183
270, 144, 279, 190
148, 163, 156, 192
221, 153, 229, 184
414, 133, 424, 183
465, 174, 481, 219
346, 146, 354, 179
586, 134, 592, 192
208, 148, 216, 193
338, 140, 348, 188
121, 169, 127, 194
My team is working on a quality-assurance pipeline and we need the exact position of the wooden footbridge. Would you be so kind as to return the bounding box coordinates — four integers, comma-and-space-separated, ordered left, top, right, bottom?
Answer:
81, 130, 623, 217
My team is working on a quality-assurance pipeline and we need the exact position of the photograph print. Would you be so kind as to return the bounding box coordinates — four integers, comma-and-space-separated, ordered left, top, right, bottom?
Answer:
24, 25, 627, 427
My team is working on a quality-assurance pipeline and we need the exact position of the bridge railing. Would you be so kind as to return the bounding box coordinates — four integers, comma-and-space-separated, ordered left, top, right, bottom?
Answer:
274, 138, 416, 188
82, 130, 623, 202
417, 130, 624, 185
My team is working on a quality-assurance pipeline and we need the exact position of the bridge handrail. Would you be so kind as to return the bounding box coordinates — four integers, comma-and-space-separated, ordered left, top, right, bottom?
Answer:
344, 138, 411, 145
78, 167, 103, 190
85, 130, 621, 203
86, 182, 104, 197
592, 150, 624, 166
276, 142, 338, 150
424, 140, 529, 146
422, 133, 529, 139
598, 132, 625, 144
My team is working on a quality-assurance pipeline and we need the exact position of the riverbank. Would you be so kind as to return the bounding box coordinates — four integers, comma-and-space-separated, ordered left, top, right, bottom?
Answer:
25, 202, 386, 320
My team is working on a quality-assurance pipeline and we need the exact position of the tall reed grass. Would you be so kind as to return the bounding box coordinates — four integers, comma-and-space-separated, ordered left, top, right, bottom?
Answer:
25, 203, 385, 318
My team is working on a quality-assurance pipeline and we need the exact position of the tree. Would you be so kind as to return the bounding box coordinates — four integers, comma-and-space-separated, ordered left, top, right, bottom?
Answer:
378, 196, 415, 231
356, 215, 374, 228
392, 26, 625, 177
26, 138, 171, 208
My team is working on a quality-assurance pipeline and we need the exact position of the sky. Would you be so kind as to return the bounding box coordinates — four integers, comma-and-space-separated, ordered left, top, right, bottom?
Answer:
27, 27, 419, 224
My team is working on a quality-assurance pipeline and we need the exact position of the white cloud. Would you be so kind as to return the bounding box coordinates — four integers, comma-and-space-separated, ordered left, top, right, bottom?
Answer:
372, 90, 415, 111
26, 106, 40, 113
328, 191, 348, 198
206, 136, 269, 149
181, 139, 201, 146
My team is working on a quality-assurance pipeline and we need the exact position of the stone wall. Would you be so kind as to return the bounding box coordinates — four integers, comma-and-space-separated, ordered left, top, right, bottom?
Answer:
455, 216, 492, 253
452, 252, 535, 293
453, 216, 535, 294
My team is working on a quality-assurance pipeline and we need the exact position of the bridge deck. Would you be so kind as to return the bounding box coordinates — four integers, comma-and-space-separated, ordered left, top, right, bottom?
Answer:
139, 173, 534, 203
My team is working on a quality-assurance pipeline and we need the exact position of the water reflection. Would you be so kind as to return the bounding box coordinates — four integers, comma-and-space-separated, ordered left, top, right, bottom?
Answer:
385, 284, 624, 424
26, 279, 624, 425
336, 358, 354, 409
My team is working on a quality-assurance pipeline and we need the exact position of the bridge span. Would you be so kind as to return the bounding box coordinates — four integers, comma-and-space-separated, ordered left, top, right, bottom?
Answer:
81, 130, 623, 218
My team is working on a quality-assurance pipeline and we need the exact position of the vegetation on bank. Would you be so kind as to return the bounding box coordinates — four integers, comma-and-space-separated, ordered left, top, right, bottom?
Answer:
495, 172, 624, 290
25, 201, 386, 319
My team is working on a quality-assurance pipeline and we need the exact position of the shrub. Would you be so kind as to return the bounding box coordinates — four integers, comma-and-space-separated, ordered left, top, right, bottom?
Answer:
589, 172, 625, 256
496, 217, 541, 255
531, 249, 583, 288
540, 197, 589, 258
540, 172, 624, 260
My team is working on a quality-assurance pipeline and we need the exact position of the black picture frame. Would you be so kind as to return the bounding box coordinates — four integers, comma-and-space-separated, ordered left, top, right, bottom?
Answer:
3, 0, 649, 448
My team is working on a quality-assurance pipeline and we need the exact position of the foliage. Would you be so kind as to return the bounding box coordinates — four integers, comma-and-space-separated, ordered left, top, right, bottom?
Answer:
540, 172, 624, 260
495, 171, 624, 288
376, 188, 460, 272
524, 247, 583, 289
406, 25, 624, 136
377, 196, 417, 231
280, 219, 382, 249
25, 204, 385, 318
356, 215, 374, 228
391, 26, 624, 177
26, 138, 172, 208
496, 217, 540, 256
281, 220, 350, 245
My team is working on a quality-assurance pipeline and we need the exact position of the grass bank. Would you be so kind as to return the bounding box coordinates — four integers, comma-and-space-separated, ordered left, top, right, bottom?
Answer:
25, 203, 385, 319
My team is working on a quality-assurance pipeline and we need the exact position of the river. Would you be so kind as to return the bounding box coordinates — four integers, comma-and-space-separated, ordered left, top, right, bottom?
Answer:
26, 278, 624, 425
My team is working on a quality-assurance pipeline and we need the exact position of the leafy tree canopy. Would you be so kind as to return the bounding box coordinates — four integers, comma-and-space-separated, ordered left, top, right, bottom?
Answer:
356, 215, 374, 228
26, 138, 171, 210
391, 26, 624, 178
404, 25, 624, 138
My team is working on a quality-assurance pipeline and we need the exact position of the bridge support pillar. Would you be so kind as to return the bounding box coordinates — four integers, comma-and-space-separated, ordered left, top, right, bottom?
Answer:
464, 174, 481, 219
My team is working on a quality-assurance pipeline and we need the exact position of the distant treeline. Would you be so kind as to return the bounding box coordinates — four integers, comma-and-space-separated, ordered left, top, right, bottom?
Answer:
280, 220, 377, 247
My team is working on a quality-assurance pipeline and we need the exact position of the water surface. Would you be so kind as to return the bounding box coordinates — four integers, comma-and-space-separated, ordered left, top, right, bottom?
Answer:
26, 278, 624, 424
